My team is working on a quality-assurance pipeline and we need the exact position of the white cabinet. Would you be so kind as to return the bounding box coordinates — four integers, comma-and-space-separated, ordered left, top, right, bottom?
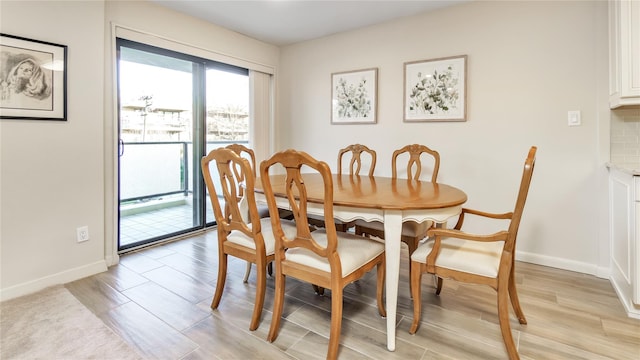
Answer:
609, 167, 640, 318
636, 184, 640, 305
609, 0, 640, 108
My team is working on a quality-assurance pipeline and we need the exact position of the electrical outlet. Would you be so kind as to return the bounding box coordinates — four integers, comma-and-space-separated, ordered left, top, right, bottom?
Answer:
77, 226, 89, 242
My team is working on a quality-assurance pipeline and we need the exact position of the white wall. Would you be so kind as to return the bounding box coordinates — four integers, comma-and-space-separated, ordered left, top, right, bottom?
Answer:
0, 1, 107, 299
277, 1, 611, 275
0, 0, 279, 301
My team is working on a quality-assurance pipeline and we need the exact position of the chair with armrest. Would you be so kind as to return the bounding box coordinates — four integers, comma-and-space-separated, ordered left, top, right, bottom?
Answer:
409, 146, 536, 360
355, 144, 440, 279
201, 147, 297, 331
260, 149, 386, 359
307, 143, 377, 232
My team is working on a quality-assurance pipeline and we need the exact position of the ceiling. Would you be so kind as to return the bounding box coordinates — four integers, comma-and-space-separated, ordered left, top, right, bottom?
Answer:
150, 0, 469, 46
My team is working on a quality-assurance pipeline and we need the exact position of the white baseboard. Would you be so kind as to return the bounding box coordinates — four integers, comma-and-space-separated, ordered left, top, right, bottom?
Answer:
0, 260, 108, 302
516, 251, 609, 279
105, 253, 120, 267
609, 276, 640, 319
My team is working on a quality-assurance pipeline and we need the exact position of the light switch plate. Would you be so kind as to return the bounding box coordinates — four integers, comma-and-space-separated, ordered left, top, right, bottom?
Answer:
568, 110, 581, 126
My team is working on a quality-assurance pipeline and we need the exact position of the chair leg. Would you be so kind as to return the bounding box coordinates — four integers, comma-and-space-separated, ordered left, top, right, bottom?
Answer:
498, 269, 520, 360
409, 262, 422, 334
267, 271, 286, 342
249, 259, 267, 331
327, 286, 343, 360
376, 261, 386, 317
211, 254, 228, 309
243, 261, 251, 283
435, 276, 443, 295
312, 284, 325, 295
405, 238, 418, 297
243, 262, 273, 282
508, 266, 527, 324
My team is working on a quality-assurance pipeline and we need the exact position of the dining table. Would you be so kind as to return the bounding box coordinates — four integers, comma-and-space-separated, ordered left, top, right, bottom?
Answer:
253, 173, 467, 351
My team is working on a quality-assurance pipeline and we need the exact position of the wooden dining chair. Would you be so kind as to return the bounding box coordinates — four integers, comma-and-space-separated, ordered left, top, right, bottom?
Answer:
308, 144, 377, 232
337, 143, 377, 177
225, 144, 272, 282
260, 149, 386, 359
409, 146, 537, 360
201, 147, 298, 331
355, 144, 440, 276
224, 144, 269, 216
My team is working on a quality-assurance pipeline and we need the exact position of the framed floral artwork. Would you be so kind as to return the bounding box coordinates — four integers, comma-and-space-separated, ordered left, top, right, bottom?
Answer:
0, 33, 67, 121
331, 68, 377, 124
404, 55, 467, 122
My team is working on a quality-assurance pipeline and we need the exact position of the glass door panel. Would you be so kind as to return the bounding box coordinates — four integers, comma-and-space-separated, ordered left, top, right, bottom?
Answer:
204, 68, 250, 226
117, 42, 201, 250
117, 39, 252, 251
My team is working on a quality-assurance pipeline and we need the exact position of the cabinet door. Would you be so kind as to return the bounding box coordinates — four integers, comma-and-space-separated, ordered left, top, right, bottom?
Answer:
635, 177, 639, 305
609, 168, 639, 316
609, 0, 640, 108
610, 171, 632, 284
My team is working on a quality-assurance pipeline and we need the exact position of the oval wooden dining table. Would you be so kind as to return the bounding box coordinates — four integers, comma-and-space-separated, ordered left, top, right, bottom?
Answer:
253, 173, 467, 351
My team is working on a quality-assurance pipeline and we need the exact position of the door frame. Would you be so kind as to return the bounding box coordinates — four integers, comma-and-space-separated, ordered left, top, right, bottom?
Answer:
105, 24, 275, 265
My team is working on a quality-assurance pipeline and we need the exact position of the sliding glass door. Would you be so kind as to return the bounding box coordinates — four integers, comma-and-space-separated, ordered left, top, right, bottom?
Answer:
116, 39, 250, 251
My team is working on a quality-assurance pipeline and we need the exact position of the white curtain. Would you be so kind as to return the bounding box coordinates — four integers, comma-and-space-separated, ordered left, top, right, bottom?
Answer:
249, 70, 273, 165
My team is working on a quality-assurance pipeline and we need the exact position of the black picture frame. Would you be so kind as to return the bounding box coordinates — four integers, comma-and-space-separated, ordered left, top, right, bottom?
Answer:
0, 33, 67, 121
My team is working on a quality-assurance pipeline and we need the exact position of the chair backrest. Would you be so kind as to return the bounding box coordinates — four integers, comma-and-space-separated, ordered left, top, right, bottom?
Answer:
225, 144, 258, 198
260, 149, 338, 258
201, 147, 263, 240
337, 144, 377, 176
391, 144, 440, 182
505, 146, 537, 253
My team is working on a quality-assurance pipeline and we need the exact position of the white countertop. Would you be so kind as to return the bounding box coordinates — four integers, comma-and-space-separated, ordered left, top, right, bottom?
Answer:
607, 162, 640, 176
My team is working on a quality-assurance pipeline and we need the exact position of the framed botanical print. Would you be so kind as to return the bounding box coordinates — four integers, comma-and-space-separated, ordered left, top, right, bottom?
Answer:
331, 68, 377, 124
404, 55, 467, 122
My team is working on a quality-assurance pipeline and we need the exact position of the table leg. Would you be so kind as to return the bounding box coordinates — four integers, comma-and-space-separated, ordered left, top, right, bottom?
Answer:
383, 210, 402, 351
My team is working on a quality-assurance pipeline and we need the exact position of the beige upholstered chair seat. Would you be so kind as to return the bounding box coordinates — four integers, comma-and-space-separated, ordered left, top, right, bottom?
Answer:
411, 237, 504, 278
286, 229, 385, 277
228, 218, 297, 255
354, 219, 432, 239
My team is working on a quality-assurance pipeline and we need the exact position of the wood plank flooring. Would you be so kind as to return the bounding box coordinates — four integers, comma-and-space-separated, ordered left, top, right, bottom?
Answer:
66, 230, 640, 359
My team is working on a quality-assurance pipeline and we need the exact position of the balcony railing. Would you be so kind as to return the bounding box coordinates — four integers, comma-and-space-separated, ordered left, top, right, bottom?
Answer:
120, 140, 247, 204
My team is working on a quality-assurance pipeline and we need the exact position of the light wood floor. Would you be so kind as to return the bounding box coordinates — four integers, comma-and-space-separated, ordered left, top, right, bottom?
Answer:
66, 230, 640, 359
